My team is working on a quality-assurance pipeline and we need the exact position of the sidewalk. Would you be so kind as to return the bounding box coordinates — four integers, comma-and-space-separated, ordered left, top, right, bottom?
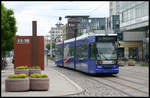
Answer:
1, 60, 83, 97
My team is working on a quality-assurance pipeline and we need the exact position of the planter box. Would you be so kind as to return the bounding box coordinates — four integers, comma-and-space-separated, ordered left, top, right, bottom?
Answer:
30, 78, 49, 91
128, 61, 136, 66
29, 69, 41, 76
5, 78, 29, 92
15, 69, 29, 76
118, 61, 125, 67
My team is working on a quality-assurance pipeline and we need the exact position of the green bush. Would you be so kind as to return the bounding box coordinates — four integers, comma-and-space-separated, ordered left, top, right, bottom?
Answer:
41, 74, 48, 78
141, 62, 149, 66
30, 73, 48, 78
48, 56, 54, 61
16, 66, 28, 69
128, 59, 135, 62
8, 73, 27, 78
31, 66, 41, 69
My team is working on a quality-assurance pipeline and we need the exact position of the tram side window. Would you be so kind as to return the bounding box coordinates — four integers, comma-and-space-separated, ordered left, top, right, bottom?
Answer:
55, 47, 60, 60
76, 45, 80, 60
79, 40, 88, 60
64, 44, 70, 59
55, 47, 63, 60
69, 46, 74, 58
60, 47, 63, 59
89, 43, 95, 60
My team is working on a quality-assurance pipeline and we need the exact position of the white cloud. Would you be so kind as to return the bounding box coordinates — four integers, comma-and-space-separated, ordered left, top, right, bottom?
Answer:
2, 1, 109, 36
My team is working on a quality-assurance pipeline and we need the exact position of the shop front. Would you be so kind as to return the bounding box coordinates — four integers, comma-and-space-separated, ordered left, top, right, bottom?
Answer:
118, 41, 143, 61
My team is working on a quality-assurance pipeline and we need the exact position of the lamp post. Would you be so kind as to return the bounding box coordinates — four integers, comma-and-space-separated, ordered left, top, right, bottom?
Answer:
68, 18, 79, 69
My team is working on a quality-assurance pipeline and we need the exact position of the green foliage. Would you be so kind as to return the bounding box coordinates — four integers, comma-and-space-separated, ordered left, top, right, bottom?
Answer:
46, 43, 50, 50
46, 43, 55, 50
128, 59, 135, 62
16, 66, 28, 69
31, 66, 41, 69
141, 62, 149, 66
8, 73, 27, 78
47, 55, 54, 61
1, 3, 17, 52
30, 73, 48, 78
41, 74, 48, 78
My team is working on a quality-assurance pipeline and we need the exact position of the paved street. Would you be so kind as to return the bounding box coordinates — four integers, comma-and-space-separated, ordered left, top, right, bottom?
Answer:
48, 60, 149, 97
1, 57, 149, 97
1, 57, 83, 97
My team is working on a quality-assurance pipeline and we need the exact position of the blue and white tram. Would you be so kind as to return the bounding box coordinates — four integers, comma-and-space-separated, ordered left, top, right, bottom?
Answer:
55, 33, 119, 74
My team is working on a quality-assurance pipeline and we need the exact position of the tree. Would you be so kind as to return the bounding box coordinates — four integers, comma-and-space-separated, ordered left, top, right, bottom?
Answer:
46, 43, 50, 50
1, 3, 17, 69
1, 3, 17, 53
46, 43, 55, 50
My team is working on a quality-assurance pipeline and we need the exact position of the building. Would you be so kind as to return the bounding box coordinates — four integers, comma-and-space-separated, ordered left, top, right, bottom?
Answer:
62, 24, 67, 40
88, 17, 106, 34
55, 22, 64, 42
106, 15, 120, 34
65, 15, 89, 39
65, 15, 112, 39
49, 27, 57, 41
110, 1, 149, 61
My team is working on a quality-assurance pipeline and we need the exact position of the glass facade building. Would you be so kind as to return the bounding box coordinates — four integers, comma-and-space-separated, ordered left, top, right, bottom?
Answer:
110, 1, 149, 61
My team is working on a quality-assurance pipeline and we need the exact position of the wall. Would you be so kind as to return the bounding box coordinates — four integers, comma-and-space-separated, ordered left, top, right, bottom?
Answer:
14, 36, 44, 70
123, 31, 145, 41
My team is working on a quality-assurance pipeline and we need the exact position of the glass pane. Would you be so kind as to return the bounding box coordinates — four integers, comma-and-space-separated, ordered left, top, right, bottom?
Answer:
90, 43, 95, 60
96, 42, 117, 60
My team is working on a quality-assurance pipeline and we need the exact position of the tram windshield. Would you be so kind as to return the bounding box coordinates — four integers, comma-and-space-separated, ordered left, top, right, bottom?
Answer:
96, 42, 117, 60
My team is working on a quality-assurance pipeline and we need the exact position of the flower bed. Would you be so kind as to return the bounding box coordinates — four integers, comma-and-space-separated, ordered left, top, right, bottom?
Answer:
128, 59, 136, 66
29, 66, 41, 76
5, 74, 29, 92
15, 66, 29, 76
118, 61, 125, 67
30, 73, 49, 91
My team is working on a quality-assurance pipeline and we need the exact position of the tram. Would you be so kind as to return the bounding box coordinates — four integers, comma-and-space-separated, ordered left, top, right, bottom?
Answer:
55, 33, 119, 74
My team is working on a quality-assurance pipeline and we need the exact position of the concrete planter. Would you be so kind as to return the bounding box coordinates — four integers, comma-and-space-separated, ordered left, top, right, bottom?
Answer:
30, 78, 49, 91
118, 61, 125, 67
128, 61, 136, 66
15, 69, 29, 76
29, 69, 41, 76
5, 78, 29, 92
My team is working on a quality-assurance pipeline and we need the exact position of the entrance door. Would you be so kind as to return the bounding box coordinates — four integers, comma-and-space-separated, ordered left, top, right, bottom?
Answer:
118, 48, 124, 60
129, 48, 138, 60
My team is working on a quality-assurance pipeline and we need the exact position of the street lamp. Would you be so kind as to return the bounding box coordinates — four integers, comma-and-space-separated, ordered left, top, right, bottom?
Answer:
68, 19, 79, 69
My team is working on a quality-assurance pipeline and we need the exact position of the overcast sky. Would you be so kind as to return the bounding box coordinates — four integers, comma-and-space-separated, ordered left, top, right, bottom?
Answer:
2, 1, 110, 36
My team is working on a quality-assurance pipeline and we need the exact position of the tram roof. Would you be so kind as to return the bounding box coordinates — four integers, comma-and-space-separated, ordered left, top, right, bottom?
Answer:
64, 33, 117, 43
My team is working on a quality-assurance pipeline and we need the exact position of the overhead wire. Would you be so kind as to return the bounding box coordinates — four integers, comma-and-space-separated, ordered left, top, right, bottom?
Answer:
87, 2, 107, 14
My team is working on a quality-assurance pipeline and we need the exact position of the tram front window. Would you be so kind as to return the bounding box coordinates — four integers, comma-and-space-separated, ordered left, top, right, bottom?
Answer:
96, 42, 117, 60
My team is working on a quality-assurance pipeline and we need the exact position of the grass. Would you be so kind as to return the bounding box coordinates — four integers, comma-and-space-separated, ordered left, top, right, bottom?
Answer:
141, 62, 149, 67
47, 56, 54, 61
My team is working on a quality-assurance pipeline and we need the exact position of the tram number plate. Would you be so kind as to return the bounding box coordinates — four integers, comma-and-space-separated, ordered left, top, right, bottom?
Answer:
103, 65, 113, 68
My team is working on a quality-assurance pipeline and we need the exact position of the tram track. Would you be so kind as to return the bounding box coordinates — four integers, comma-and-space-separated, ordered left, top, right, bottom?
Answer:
116, 75, 148, 86
91, 75, 148, 96
88, 77, 132, 96
119, 66, 149, 75
118, 72, 148, 81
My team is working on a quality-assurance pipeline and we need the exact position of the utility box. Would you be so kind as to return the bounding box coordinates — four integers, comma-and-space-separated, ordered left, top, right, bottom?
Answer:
14, 21, 44, 70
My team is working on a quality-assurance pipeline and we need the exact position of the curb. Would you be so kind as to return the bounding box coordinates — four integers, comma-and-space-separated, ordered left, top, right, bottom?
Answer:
52, 69, 84, 96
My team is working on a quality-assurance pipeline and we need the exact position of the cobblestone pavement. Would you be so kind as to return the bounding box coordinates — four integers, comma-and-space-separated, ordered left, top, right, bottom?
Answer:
48, 60, 149, 97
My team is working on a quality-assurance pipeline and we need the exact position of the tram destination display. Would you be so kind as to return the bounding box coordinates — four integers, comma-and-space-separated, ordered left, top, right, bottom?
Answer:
96, 36, 117, 42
